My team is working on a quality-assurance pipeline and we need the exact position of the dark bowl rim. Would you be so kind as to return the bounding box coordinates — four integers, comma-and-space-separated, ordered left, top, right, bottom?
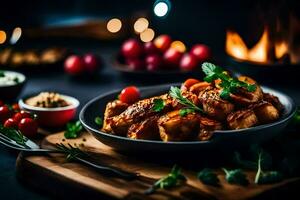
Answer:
79, 83, 297, 145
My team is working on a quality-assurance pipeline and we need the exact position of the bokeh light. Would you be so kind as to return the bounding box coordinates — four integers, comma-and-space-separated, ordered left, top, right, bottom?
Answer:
153, 0, 170, 17
134, 18, 149, 33
107, 18, 122, 33
171, 40, 186, 53
10, 27, 22, 44
0, 30, 7, 44
140, 28, 155, 42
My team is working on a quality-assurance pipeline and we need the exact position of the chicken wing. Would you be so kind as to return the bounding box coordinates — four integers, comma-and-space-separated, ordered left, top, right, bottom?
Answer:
102, 100, 129, 132
158, 110, 200, 141
249, 101, 280, 124
227, 109, 258, 130
263, 93, 284, 113
199, 87, 235, 121
127, 115, 160, 140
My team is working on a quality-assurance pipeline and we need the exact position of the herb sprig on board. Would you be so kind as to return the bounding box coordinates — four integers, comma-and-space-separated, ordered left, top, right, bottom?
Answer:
222, 168, 249, 186
169, 86, 203, 116
64, 120, 83, 139
145, 165, 186, 194
202, 62, 256, 99
55, 143, 86, 161
197, 168, 220, 186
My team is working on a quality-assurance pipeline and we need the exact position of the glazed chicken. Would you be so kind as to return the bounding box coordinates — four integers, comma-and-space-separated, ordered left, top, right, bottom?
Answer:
158, 110, 200, 141
198, 87, 235, 121
102, 72, 283, 141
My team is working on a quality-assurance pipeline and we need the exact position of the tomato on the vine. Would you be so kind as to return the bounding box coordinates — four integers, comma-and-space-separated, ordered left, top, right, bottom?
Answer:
13, 110, 32, 123
119, 86, 140, 104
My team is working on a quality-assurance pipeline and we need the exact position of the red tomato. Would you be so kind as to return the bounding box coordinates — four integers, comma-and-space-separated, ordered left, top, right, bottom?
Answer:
126, 59, 145, 71
0, 105, 12, 123
4, 118, 18, 128
119, 86, 140, 104
121, 39, 143, 58
64, 55, 85, 75
12, 103, 20, 111
83, 54, 100, 73
163, 48, 183, 68
190, 44, 211, 62
183, 78, 200, 89
144, 42, 159, 55
18, 118, 38, 138
154, 35, 172, 52
146, 54, 162, 71
13, 110, 32, 123
180, 53, 199, 71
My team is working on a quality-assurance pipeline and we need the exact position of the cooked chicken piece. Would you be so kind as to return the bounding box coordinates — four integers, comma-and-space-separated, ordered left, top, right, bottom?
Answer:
229, 75, 263, 107
102, 100, 129, 132
227, 109, 258, 130
110, 94, 173, 136
199, 87, 234, 121
198, 117, 223, 141
127, 116, 160, 140
263, 93, 284, 113
158, 110, 200, 141
249, 101, 280, 124
189, 82, 211, 96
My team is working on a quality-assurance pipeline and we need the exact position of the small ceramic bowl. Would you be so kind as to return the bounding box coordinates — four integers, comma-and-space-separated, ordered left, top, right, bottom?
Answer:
0, 70, 26, 102
19, 94, 80, 128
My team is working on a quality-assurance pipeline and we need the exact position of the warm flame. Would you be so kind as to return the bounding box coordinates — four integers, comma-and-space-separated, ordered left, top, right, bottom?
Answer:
226, 28, 288, 63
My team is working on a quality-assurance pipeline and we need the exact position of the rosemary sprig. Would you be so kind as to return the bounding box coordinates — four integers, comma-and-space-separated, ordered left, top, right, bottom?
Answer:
0, 125, 28, 146
169, 86, 203, 116
55, 143, 87, 161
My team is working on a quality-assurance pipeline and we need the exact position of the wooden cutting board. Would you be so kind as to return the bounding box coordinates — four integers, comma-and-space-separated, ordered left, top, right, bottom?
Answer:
16, 132, 300, 200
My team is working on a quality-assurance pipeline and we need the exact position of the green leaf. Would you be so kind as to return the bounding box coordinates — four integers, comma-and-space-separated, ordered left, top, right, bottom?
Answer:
95, 116, 103, 126
197, 168, 219, 186
153, 98, 165, 112
13, 77, 19, 84
202, 62, 223, 76
179, 108, 195, 117
0, 125, 28, 146
223, 168, 249, 186
64, 120, 83, 139
0, 71, 5, 77
247, 84, 257, 92
220, 89, 230, 99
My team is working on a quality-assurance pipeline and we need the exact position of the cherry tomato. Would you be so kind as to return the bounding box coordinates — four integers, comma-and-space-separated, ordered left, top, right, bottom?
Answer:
126, 59, 145, 71
180, 53, 199, 71
0, 105, 12, 123
83, 54, 101, 73
190, 44, 211, 62
146, 54, 162, 71
18, 118, 38, 138
64, 55, 85, 75
154, 35, 172, 52
12, 103, 20, 111
144, 42, 159, 55
163, 48, 183, 68
183, 78, 200, 90
13, 110, 32, 123
4, 118, 18, 128
119, 86, 140, 104
121, 39, 143, 58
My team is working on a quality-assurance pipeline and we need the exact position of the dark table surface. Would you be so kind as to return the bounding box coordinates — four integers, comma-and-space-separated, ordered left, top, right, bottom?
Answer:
0, 44, 299, 200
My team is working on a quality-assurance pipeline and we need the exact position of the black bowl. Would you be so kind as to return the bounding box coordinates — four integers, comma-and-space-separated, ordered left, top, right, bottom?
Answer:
80, 84, 296, 153
0, 71, 26, 102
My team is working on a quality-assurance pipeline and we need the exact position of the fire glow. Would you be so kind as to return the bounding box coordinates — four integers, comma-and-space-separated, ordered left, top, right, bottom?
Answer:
226, 28, 289, 64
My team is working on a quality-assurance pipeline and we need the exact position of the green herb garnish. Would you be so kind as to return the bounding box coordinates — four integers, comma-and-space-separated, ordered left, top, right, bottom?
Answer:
0, 71, 5, 77
0, 125, 28, 146
255, 152, 283, 184
145, 165, 186, 194
202, 62, 256, 99
64, 121, 83, 139
222, 168, 249, 186
169, 86, 203, 116
55, 143, 86, 161
197, 168, 220, 186
13, 77, 19, 84
152, 98, 165, 112
94, 116, 103, 127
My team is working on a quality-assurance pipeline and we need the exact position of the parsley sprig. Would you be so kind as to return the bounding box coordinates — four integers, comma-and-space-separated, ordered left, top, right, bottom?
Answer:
64, 121, 83, 139
145, 165, 186, 194
152, 98, 165, 112
202, 62, 256, 99
169, 86, 203, 116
